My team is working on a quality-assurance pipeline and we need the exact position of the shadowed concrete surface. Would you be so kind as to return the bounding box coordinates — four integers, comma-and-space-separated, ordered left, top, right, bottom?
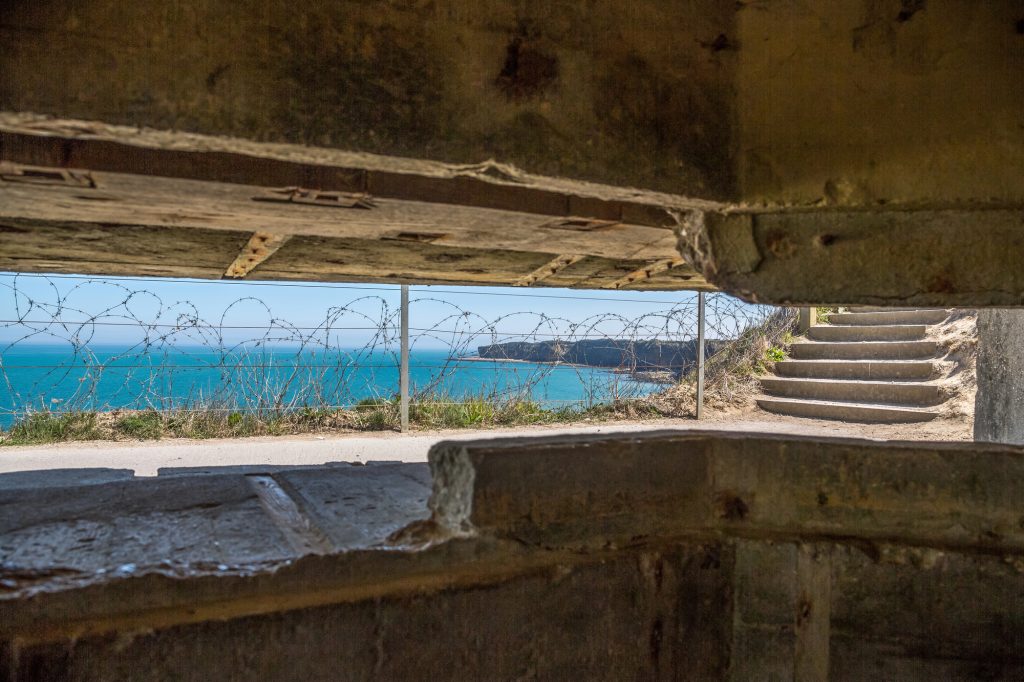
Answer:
0, 424, 686, 478
1, 1, 1023, 678
975, 309, 1024, 445
0, 462, 431, 574
1, 3, 1023, 302
3, 431, 1024, 679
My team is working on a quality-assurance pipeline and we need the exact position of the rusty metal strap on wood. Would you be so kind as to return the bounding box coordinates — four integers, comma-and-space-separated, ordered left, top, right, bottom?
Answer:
603, 257, 687, 290
252, 186, 376, 209
0, 162, 96, 188
513, 254, 585, 287
540, 217, 619, 232
224, 232, 292, 279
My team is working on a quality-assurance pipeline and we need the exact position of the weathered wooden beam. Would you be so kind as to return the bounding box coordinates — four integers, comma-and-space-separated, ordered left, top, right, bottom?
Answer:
223, 232, 291, 279
0, 164, 680, 262
0, 220, 702, 290
0, 158, 711, 290
512, 254, 584, 287
0, 115, 709, 229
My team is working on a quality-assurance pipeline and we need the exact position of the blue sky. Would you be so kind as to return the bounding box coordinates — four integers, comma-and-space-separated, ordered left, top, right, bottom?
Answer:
0, 273, 715, 351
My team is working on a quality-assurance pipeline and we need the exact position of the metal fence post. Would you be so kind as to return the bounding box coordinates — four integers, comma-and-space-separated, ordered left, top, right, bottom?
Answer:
696, 292, 706, 420
400, 284, 410, 432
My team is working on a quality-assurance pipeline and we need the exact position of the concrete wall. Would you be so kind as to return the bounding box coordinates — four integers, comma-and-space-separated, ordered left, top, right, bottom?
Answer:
4, 432, 1024, 680
4, 1, 1020, 207
0, 0, 737, 198
975, 309, 1024, 444
735, 1, 1024, 206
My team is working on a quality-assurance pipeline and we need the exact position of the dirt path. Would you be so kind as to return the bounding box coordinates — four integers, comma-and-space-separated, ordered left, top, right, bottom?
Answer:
0, 411, 972, 478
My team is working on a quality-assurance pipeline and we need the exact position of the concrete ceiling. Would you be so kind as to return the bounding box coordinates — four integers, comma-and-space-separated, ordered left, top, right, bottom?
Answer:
0, 1, 1021, 304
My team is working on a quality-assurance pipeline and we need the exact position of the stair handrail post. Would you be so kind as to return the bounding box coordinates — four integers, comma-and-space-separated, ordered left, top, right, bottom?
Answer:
797, 306, 814, 334
696, 292, 706, 420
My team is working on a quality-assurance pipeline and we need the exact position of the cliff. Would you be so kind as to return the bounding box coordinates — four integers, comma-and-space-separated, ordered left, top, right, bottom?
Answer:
476, 338, 727, 377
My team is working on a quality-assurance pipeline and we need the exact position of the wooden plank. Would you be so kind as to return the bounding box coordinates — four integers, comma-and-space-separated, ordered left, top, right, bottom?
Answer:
540, 256, 705, 290
0, 167, 682, 262
252, 234, 567, 286
224, 232, 291, 279
0, 222, 570, 287
512, 255, 585, 287
0, 221, 249, 281
0, 161, 713, 290
1, 219, 662, 288
0, 115, 720, 228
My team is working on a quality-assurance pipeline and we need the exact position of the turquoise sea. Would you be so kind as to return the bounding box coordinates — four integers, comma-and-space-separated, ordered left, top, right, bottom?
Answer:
0, 345, 664, 427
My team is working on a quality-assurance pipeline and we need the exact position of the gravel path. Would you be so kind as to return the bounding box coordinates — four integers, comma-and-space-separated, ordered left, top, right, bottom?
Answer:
0, 412, 972, 478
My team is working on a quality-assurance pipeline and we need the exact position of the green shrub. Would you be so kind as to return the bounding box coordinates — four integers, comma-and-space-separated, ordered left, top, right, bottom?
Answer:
114, 411, 164, 439
816, 306, 838, 324
351, 397, 395, 430
1, 411, 101, 445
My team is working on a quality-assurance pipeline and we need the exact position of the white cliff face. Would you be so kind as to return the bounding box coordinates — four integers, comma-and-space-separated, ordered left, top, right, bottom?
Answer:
476, 339, 727, 376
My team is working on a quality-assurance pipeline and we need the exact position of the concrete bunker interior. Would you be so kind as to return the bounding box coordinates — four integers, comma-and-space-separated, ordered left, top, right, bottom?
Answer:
1, 1, 1023, 679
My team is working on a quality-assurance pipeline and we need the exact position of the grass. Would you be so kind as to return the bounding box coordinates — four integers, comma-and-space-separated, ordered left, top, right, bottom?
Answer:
1, 412, 103, 445
0, 394, 653, 446
0, 311, 798, 446
816, 306, 839, 324
114, 410, 163, 439
649, 307, 798, 414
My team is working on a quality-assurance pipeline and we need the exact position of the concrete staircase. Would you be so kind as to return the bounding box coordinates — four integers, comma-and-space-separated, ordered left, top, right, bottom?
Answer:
757, 308, 951, 423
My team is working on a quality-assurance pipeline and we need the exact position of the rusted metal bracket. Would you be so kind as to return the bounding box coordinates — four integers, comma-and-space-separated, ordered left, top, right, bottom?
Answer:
541, 217, 619, 232
252, 186, 376, 209
0, 162, 96, 188
513, 254, 585, 287
603, 257, 687, 289
381, 231, 447, 244
224, 232, 291, 279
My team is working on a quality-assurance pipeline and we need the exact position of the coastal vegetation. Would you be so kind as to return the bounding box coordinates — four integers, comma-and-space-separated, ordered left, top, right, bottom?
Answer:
0, 273, 795, 445
0, 395, 662, 445
0, 309, 796, 445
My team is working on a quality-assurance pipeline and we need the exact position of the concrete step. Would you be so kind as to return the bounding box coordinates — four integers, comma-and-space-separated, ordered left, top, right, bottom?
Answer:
756, 397, 940, 423
789, 340, 939, 360
774, 360, 938, 381
808, 324, 927, 342
760, 377, 945, 406
828, 310, 949, 326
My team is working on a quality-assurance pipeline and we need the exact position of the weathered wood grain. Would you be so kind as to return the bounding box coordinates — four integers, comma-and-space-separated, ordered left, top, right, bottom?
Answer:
0, 115, 720, 226
0, 162, 710, 289
0, 220, 692, 289
0, 168, 681, 261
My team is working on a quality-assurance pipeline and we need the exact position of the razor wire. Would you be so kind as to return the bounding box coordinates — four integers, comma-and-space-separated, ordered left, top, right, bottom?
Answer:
0, 274, 783, 423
